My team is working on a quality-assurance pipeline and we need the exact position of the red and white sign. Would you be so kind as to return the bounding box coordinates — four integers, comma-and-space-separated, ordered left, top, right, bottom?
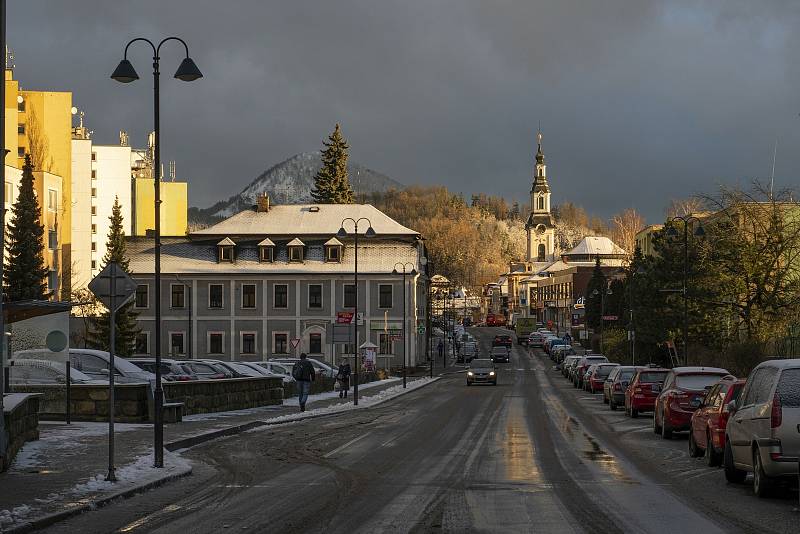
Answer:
290, 338, 301, 348
602, 315, 619, 321
336, 311, 354, 324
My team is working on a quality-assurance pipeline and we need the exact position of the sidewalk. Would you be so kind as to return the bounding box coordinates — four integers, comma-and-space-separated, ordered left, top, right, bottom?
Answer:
0, 376, 438, 532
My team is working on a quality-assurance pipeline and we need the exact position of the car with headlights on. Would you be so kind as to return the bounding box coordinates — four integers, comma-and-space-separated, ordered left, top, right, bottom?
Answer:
466, 359, 497, 386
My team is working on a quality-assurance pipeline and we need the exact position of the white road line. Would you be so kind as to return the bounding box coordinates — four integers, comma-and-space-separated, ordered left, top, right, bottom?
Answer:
323, 433, 370, 458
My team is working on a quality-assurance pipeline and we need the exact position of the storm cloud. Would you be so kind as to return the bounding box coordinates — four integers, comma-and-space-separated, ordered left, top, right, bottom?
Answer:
7, 1, 800, 221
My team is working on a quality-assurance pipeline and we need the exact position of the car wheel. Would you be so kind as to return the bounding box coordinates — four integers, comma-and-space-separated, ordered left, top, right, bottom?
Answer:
653, 410, 662, 434
724, 440, 747, 484
706, 432, 721, 467
689, 431, 702, 457
661, 414, 673, 440
753, 449, 772, 498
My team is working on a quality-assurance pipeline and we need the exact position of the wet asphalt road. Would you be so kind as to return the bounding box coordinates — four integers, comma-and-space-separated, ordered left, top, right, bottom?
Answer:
43, 328, 798, 533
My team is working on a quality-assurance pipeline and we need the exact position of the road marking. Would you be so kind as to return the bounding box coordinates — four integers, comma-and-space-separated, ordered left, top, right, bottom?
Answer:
323, 433, 369, 458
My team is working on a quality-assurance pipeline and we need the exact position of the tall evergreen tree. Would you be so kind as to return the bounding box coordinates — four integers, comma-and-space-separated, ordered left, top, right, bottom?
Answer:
88, 197, 140, 356
311, 123, 354, 203
5, 155, 49, 300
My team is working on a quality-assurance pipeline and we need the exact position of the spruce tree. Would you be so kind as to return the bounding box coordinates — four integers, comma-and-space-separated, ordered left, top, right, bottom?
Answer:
88, 197, 140, 356
311, 123, 354, 203
4, 155, 49, 300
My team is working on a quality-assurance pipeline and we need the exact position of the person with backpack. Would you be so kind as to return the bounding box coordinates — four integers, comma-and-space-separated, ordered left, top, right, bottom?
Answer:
336, 357, 352, 399
292, 353, 316, 412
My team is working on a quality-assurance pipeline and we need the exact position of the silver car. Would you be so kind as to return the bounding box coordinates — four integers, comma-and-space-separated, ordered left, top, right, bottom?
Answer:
725, 359, 800, 497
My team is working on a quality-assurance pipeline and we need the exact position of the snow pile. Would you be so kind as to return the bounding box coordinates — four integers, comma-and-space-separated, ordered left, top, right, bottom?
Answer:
71, 450, 191, 495
247, 377, 438, 431
0, 505, 32, 527
282, 377, 400, 407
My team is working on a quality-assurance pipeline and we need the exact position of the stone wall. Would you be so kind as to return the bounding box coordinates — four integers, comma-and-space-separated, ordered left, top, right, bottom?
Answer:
11, 383, 150, 423
164, 377, 284, 416
2, 394, 41, 472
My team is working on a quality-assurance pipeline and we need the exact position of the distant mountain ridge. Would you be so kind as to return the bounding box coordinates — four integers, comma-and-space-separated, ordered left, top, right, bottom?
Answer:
189, 152, 404, 225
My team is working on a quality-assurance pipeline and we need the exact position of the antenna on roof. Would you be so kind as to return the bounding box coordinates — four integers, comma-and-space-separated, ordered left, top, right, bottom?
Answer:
770, 136, 777, 200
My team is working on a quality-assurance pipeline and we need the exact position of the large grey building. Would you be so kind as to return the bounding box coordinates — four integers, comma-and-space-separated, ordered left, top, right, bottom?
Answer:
127, 198, 427, 369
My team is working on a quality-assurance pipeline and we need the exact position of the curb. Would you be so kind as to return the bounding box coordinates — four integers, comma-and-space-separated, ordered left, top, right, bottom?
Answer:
5, 464, 192, 534
3, 376, 442, 533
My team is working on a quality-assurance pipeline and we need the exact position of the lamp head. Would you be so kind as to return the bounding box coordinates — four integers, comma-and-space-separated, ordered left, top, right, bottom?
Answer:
336, 227, 348, 238
666, 225, 679, 237
392, 268, 399, 275
174, 57, 203, 81
410, 268, 417, 276
111, 59, 139, 83
364, 226, 377, 238
694, 225, 705, 237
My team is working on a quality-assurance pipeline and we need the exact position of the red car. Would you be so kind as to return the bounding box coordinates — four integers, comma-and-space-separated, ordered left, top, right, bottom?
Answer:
586, 363, 620, 393
688, 376, 745, 466
625, 367, 669, 418
654, 367, 730, 439
492, 334, 513, 348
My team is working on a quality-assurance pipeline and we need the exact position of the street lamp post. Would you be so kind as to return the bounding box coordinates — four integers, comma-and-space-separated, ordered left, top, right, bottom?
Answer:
111, 37, 202, 468
592, 286, 612, 354
665, 216, 705, 366
392, 263, 417, 388
338, 218, 376, 406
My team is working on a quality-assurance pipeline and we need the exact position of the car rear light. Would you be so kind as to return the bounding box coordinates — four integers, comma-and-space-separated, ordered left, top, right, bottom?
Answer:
634, 387, 642, 393
613, 383, 621, 391
771, 393, 782, 429
770, 452, 782, 461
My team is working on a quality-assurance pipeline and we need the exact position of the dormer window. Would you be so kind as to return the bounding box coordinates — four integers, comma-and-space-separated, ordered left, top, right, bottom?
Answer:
217, 237, 236, 263
258, 237, 275, 263
287, 238, 305, 263
324, 237, 343, 263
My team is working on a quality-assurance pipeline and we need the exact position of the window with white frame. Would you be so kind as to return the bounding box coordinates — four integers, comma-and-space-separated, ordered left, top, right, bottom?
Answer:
259, 245, 274, 263
273, 332, 289, 354
274, 284, 288, 308
308, 284, 322, 309
134, 332, 149, 354
208, 332, 224, 355
344, 284, 356, 308
135, 284, 148, 308
171, 284, 185, 308
47, 189, 57, 212
309, 333, 322, 354
288, 245, 303, 262
209, 284, 224, 308
241, 284, 256, 309
241, 332, 257, 355
379, 284, 393, 308
378, 333, 393, 355
325, 245, 341, 262
48, 229, 57, 250
169, 332, 185, 356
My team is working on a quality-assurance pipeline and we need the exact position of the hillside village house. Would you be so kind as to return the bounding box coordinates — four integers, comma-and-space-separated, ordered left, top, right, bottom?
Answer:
126, 197, 427, 369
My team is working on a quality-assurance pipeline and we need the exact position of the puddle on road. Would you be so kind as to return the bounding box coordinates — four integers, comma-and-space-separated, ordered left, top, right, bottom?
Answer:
581, 432, 636, 484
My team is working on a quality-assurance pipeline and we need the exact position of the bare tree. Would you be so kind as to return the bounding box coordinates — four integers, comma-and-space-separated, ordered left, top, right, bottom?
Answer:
25, 107, 55, 172
610, 208, 645, 257
665, 197, 705, 218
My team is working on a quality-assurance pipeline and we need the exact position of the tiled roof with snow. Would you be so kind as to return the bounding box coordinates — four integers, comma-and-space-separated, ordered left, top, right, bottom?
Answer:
192, 204, 418, 238
564, 236, 627, 257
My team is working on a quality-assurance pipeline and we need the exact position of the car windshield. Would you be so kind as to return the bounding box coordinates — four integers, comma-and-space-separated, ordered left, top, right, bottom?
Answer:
638, 371, 667, 383
595, 365, 617, 378
776, 368, 800, 407
471, 359, 492, 368
675, 373, 726, 390
619, 370, 636, 381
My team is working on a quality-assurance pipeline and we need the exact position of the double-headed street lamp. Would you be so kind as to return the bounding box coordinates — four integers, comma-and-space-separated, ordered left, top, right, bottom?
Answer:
337, 218, 376, 405
592, 286, 613, 354
392, 263, 417, 388
111, 37, 202, 468
665, 216, 705, 366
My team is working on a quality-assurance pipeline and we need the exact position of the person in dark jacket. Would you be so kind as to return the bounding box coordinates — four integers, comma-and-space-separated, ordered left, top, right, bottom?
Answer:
292, 353, 316, 412
337, 358, 352, 399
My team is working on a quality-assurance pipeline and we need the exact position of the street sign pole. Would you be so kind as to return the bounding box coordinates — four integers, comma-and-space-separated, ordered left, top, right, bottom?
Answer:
107, 266, 117, 482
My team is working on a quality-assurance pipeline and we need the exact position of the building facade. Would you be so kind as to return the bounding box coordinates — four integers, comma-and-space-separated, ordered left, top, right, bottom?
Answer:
127, 201, 426, 369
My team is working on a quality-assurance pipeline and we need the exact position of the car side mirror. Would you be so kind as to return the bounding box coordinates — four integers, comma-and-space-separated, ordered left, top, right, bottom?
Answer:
726, 399, 737, 413
100, 368, 110, 375
689, 398, 702, 409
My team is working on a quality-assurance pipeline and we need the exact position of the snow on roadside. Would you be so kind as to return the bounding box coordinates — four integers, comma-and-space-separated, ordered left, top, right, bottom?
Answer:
282, 377, 400, 407
71, 450, 191, 495
246, 377, 438, 431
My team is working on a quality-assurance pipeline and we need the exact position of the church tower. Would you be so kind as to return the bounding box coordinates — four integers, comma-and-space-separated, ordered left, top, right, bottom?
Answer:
525, 131, 556, 263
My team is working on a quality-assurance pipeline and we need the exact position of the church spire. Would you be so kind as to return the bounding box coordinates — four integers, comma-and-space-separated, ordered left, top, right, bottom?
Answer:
536, 130, 545, 164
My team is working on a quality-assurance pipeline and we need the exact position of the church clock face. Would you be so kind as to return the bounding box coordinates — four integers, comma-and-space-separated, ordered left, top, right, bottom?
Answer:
535, 224, 546, 235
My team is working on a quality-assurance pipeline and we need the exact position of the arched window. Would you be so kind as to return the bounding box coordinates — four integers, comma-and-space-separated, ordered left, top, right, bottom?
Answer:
538, 196, 544, 210
537, 244, 546, 262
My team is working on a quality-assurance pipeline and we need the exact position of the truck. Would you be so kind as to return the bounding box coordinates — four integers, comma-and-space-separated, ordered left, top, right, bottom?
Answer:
515, 317, 539, 345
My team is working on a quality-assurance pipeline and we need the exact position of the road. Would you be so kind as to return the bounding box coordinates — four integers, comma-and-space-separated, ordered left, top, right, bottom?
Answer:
45, 328, 798, 533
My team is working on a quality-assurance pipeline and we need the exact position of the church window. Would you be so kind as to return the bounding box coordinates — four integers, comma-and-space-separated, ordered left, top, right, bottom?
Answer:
537, 244, 546, 262
538, 196, 544, 210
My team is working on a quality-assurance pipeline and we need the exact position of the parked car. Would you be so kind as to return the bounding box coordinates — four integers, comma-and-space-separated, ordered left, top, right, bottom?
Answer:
625, 367, 669, 417
654, 367, 730, 439
128, 358, 197, 381
179, 360, 231, 379
586, 363, 619, 393
604, 366, 641, 410
725, 359, 800, 497
234, 361, 290, 381
562, 355, 582, 376
492, 334, 513, 348
8, 359, 102, 385
196, 359, 266, 378
689, 375, 745, 466
270, 357, 337, 378
490, 346, 511, 363
466, 358, 497, 386
528, 332, 546, 348
544, 338, 564, 355
14, 349, 156, 384
551, 345, 575, 363
573, 355, 609, 388
256, 361, 295, 382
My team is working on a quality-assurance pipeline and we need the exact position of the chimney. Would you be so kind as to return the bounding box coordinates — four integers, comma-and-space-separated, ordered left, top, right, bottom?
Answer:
256, 193, 270, 213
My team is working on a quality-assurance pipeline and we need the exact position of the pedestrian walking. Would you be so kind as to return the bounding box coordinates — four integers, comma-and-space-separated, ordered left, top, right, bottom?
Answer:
437, 340, 444, 360
292, 353, 316, 412
337, 358, 352, 398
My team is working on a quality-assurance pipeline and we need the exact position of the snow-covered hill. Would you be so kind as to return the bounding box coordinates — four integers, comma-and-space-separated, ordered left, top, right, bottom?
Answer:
189, 152, 403, 225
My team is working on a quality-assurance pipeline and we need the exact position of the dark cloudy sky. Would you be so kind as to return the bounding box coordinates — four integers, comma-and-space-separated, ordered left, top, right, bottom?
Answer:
7, 1, 800, 222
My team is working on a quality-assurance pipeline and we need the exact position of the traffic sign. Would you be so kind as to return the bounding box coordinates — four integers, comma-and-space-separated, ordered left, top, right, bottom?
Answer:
417, 325, 425, 335
88, 262, 137, 312
290, 338, 301, 348
336, 311, 354, 324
